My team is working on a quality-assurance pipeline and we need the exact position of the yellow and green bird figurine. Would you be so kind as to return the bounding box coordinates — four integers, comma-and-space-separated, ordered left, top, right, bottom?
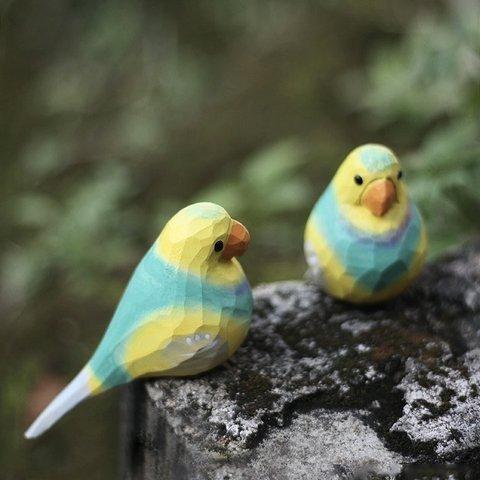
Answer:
25, 202, 252, 439
304, 144, 427, 304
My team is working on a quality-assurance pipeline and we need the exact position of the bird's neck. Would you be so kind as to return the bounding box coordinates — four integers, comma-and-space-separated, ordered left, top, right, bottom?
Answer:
340, 202, 410, 236
203, 258, 246, 287
325, 184, 410, 236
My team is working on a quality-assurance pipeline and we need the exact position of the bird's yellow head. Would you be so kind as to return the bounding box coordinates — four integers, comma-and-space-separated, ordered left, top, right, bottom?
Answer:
333, 144, 409, 233
156, 202, 250, 281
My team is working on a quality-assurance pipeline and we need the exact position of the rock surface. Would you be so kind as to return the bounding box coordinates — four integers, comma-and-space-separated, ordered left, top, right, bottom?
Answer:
122, 242, 480, 480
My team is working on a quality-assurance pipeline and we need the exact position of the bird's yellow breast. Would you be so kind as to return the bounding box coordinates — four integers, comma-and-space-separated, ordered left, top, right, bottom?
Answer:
122, 306, 250, 378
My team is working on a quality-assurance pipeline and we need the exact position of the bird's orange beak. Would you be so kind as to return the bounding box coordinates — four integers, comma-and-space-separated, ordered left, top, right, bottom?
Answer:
221, 220, 250, 260
362, 178, 397, 217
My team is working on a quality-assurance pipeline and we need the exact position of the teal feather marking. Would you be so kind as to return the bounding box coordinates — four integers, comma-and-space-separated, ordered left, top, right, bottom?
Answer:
89, 246, 252, 388
310, 185, 422, 293
359, 145, 397, 172
186, 203, 226, 219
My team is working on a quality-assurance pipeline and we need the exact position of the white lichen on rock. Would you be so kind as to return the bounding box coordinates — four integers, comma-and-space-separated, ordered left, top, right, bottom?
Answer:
392, 349, 480, 456
244, 411, 403, 480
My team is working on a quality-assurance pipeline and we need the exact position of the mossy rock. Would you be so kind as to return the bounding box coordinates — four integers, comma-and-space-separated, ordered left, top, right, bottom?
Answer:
122, 241, 480, 480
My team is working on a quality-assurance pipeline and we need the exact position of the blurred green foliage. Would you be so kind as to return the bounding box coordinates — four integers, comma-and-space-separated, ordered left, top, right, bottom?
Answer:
0, 1, 477, 479
196, 139, 315, 280
351, 0, 480, 254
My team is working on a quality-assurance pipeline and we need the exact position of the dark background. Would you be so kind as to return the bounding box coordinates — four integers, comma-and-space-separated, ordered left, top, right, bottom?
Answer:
1, 1, 478, 478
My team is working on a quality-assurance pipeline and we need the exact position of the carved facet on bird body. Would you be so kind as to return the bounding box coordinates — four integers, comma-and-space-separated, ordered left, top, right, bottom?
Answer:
304, 144, 427, 304
25, 202, 253, 439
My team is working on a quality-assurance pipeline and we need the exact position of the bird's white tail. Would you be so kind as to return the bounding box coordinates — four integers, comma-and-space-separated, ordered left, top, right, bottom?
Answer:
24, 367, 92, 439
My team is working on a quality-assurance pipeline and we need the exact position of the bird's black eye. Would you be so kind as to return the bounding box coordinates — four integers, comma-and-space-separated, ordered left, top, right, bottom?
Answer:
214, 240, 224, 252
397, 170, 403, 180
354, 175, 363, 185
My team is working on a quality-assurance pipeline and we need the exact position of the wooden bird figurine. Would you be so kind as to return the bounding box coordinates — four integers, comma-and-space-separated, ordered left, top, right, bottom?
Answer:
26, 202, 253, 438
304, 144, 427, 304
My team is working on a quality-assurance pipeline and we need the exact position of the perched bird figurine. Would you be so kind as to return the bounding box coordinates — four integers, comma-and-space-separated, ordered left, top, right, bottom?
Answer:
304, 144, 427, 304
25, 202, 253, 439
